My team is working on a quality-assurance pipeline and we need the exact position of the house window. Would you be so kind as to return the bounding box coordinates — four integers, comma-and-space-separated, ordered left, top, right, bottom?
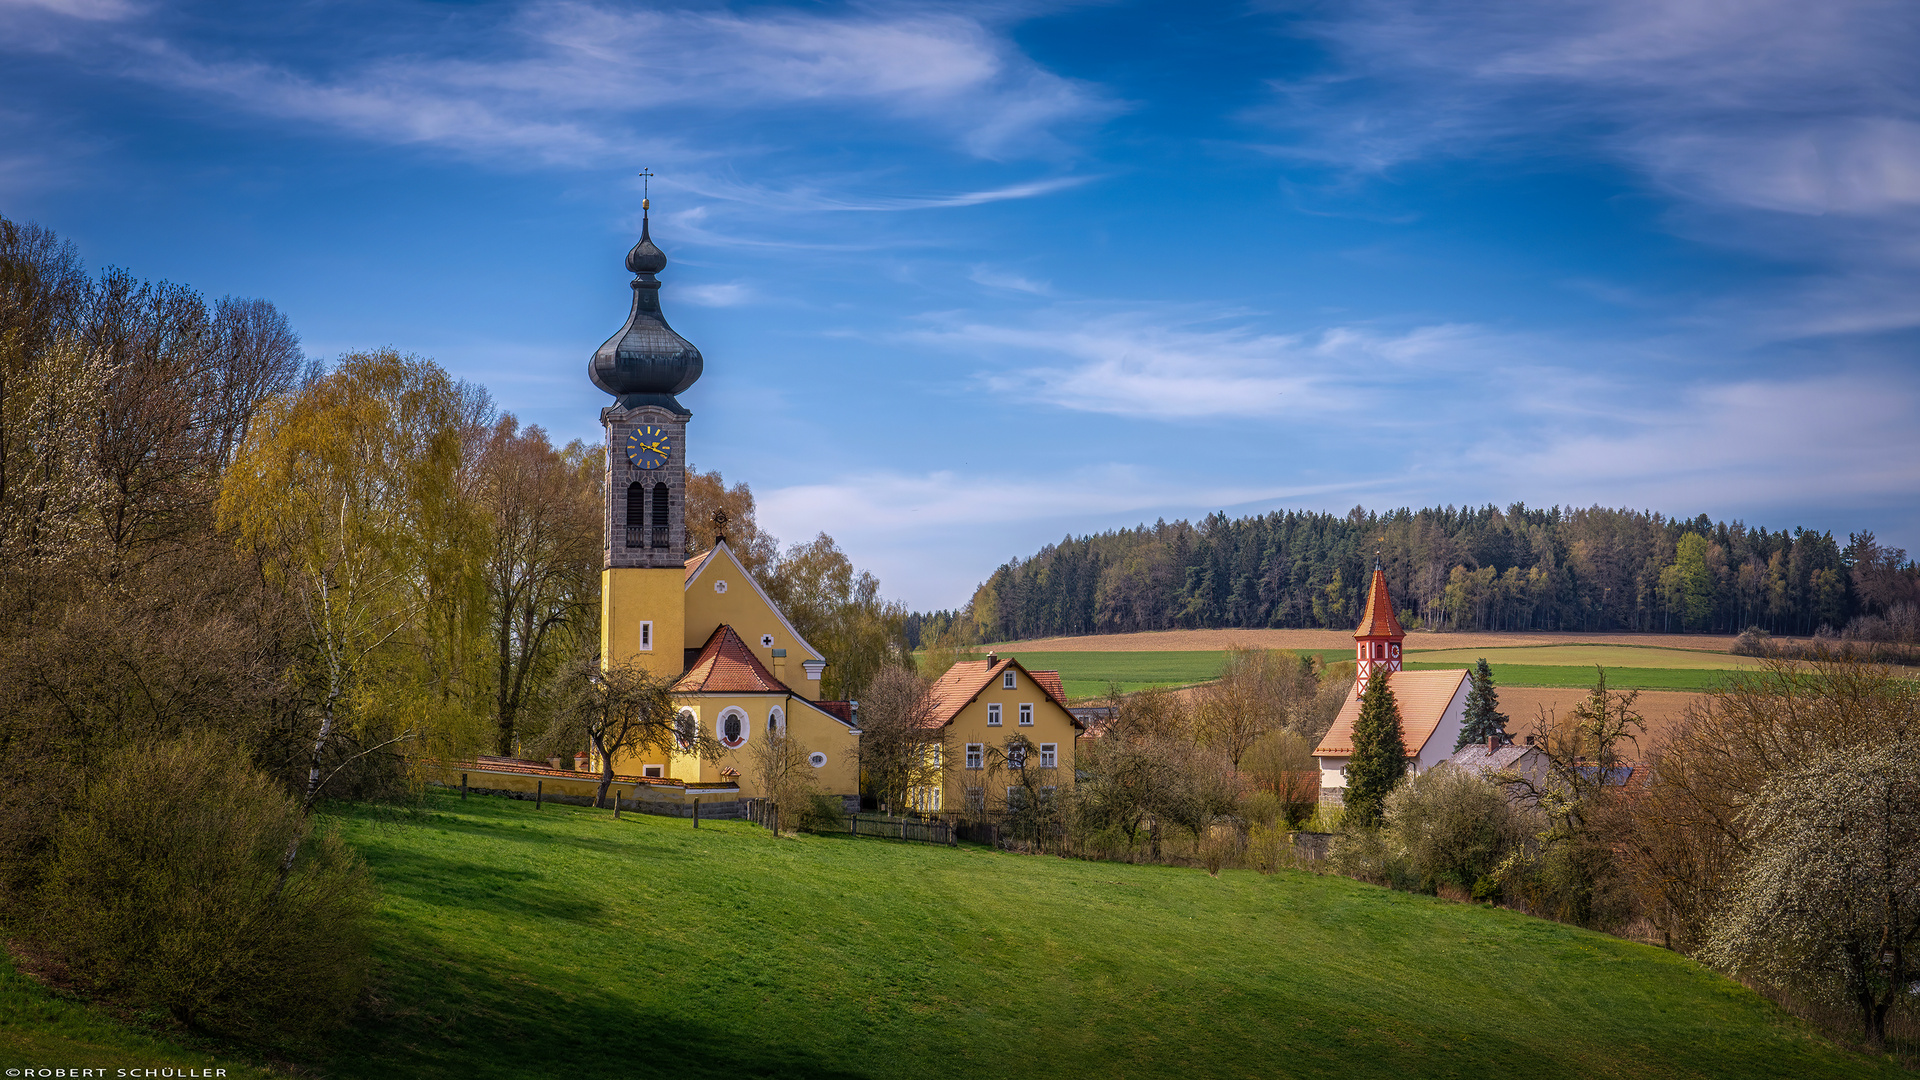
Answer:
638, 620, 653, 652
964, 787, 986, 812
1006, 786, 1027, 809
1003, 670, 1016, 689
965, 743, 983, 769
675, 709, 696, 749
987, 704, 1001, 726
1008, 745, 1027, 769
808, 751, 827, 768
926, 744, 943, 768
643, 764, 663, 778
1039, 743, 1057, 768
1018, 703, 1033, 726
1040, 786, 1056, 799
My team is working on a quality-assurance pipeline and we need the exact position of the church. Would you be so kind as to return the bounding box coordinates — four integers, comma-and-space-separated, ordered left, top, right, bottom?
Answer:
1313, 565, 1471, 805
587, 201, 862, 804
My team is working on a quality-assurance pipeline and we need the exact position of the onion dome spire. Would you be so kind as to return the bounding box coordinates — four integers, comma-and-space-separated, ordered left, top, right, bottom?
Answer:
589, 186, 703, 414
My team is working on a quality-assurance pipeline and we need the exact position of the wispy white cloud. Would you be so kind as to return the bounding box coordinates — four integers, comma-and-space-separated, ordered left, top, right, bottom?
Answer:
678, 282, 754, 308
5, 1, 1114, 166
968, 265, 1051, 294
907, 306, 1513, 419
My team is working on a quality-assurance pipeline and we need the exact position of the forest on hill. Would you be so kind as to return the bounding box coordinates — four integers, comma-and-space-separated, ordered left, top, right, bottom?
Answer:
909, 505, 1920, 646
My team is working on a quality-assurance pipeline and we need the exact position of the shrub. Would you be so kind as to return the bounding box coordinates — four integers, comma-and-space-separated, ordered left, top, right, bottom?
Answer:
1380, 767, 1531, 900
33, 734, 376, 1038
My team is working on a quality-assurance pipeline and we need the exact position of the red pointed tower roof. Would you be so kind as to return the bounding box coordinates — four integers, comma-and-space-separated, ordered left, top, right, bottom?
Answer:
1355, 563, 1404, 639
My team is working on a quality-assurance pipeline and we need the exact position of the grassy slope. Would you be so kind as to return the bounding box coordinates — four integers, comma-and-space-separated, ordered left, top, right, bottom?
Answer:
995, 647, 1744, 698
0, 958, 277, 1076
315, 792, 1897, 1080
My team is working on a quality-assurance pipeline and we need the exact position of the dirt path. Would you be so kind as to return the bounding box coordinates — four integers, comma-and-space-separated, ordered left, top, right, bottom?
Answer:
987, 628, 1769, 654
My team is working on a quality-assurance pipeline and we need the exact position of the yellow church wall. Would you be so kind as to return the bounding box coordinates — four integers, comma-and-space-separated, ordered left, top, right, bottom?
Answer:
611, 693, 860, 798
682, 545, 827, 701
601, 567, 687, 683
939, 672, 1079, 812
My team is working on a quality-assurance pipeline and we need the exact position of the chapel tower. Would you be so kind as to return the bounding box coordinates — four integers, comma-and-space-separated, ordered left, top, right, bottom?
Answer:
591, 199, 703, 680
1353, 561, 1405, 698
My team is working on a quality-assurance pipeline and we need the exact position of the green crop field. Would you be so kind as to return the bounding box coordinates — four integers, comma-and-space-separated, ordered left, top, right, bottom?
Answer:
1400, 662, 1737, 692
1405, 645, 1759, 670
13, 791, 1895, 1078
992, 649, 1229, 697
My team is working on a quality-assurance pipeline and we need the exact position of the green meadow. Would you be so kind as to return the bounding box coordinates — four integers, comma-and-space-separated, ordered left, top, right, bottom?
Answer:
13, 791, 1898, 1078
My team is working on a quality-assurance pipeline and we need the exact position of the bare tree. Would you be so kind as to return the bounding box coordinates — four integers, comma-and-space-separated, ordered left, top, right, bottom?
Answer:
479, 417, 599, 755
1193, 647, 1315, 769
855, 665, 944, 813
549, 655, 720, 808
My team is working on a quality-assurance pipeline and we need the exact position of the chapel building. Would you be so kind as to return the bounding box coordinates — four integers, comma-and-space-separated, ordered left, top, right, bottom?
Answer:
589, 202, 860, 802
1313, 564, 1470, 805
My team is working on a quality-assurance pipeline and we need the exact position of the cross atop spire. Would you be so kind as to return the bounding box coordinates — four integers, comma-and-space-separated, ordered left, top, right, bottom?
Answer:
638, 167, 654, 211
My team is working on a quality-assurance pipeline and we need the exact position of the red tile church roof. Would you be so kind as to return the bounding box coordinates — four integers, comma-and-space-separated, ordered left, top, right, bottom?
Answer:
674, 625, 793, 695
1354, 564, 1405, 639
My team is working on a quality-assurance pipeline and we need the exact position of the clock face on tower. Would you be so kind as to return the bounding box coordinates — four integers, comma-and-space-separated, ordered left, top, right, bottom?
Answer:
625, 425, 672, 470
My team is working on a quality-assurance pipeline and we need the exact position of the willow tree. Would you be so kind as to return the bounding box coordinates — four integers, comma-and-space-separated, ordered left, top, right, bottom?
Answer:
220, 349, 493, 812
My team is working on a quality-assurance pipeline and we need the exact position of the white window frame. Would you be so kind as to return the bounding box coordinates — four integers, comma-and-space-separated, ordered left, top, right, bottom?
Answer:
717, 707, 749, 748
767, 706, 784, 736
1007, 785, 1027, 808
965, 743, 983, 769
638, 619, 654, 652
964, 786, 986, 812
987, 703, 1002, 726
1004, 670, 1016, 689
1019, 703, 1033, 726
642, 764, 664, 778
1039, 743, 1057, 768
1008, 745, 1027, 769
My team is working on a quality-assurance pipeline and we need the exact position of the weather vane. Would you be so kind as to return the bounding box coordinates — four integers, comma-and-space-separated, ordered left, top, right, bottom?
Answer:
638, 167, 654, 210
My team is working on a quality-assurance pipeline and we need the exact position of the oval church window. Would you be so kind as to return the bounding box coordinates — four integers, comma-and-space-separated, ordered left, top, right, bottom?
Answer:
719, 708, 747, 748
809, 752, 828, 768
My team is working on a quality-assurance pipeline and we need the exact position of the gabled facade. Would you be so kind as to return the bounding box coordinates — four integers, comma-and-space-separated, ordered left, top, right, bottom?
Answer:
921, 654, 1081, 814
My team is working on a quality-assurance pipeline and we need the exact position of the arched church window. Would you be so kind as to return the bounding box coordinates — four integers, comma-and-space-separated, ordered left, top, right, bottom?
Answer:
676, 709, 695, 749
624, 482, 644, 548
651, 483, 670, 549
718, 707, 747, 748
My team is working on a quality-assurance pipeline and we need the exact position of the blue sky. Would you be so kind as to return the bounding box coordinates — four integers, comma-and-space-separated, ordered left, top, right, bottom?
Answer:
4, 0, 1917, 609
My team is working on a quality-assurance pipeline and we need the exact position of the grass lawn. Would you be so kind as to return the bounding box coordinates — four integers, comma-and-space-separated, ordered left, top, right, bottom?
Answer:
287, 791, 1898, 1080
0, 957, 277, 1077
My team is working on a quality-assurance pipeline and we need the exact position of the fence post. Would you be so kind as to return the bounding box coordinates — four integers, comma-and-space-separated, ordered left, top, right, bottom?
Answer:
852, 814, 858, 838
461, 773, 468, 799
614, 788, 622, 820
536, 780, 543, 809
694, 797, 700, 828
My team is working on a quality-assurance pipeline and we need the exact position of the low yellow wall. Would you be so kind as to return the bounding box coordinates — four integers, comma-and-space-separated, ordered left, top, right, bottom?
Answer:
428, 762, 741, 817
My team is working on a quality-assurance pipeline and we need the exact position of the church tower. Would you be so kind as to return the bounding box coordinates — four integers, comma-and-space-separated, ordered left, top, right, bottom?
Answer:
591, 199, 703, 681
1353, 562, 1405, 698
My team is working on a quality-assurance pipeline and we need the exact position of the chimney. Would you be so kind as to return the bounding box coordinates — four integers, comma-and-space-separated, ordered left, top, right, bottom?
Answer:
1488, 734, 1500, 753
987, 651, 998, 665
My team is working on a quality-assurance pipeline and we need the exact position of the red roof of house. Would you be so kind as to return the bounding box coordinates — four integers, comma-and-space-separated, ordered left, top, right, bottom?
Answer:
1354, 565, 1405, 639
1313, 668, 1467, 757
925, 656, 1079, 728
674, 624, 794, 695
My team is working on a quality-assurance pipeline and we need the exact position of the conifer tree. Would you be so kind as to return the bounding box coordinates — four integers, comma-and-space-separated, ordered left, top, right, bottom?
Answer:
1455, 658, 1510, 751
1344, 674, 1407, 827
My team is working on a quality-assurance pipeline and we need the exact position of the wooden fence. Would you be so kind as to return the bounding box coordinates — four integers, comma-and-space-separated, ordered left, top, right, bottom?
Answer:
742, 799, 954, 846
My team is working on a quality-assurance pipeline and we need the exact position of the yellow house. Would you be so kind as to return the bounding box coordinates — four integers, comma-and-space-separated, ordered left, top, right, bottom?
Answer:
584, 206, 860, 807
919, 653, 1082, 813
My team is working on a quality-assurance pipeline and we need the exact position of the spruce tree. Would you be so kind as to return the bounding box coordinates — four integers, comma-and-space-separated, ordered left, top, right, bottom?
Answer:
1454, 658, 1510, 751
1344, 673, 1407, 828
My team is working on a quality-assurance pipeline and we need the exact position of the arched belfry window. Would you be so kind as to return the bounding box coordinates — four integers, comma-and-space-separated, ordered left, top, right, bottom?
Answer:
624, 481, 644, 548
651, 482, 670, 550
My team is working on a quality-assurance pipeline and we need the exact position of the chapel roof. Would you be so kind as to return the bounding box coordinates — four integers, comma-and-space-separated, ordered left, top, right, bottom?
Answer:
1354, 563, 1405, 640
925, 656, 1077, 728
1313, 668, 1468, 758
674, 624, 793, 695
684, 550, 711, 583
